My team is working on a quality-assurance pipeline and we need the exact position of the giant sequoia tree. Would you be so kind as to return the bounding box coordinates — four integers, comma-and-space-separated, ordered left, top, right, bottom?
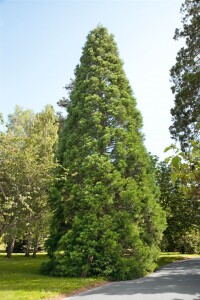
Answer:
45, 26, 165, 280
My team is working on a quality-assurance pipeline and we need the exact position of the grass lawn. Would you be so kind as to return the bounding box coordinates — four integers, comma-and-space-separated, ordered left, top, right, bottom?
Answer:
0, 251, 199, 300
0, 253, 107, 300
157, 252, 200, 268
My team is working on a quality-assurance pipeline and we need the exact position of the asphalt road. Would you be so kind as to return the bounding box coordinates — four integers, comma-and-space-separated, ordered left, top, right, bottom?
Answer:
64, 258, 200, 300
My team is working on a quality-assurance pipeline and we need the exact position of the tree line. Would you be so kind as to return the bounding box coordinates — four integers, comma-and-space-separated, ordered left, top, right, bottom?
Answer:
0, 0, 199, 279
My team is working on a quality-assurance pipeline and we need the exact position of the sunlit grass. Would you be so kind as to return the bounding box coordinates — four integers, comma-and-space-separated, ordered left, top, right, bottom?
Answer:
0, 251, 199, 300
0, 253, 106, 300
157, 252, 200, 268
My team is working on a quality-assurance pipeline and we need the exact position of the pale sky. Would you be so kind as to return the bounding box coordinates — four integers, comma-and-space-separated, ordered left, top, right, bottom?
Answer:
0, 0, 183, 159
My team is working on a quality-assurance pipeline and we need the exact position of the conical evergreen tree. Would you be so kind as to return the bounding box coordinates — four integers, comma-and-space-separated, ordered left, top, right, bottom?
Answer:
45, 26, 166, 280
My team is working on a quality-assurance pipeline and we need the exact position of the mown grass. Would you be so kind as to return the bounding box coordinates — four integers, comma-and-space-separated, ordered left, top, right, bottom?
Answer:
0, 253, 106, 300
157, 252, 200, 268
0, 251, 199, 300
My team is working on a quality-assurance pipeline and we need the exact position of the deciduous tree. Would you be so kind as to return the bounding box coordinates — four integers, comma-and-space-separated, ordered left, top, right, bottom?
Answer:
156, 161, 199, 253
0, 105, 58, 257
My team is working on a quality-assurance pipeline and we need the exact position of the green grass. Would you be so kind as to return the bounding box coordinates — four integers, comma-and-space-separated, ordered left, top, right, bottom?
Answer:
0, 253, 107, 300
0, 252, 199, 300
157, 252, 200, 268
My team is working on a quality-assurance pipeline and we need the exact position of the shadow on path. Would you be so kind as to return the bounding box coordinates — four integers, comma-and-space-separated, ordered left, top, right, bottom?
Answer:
66, 258, 200, 300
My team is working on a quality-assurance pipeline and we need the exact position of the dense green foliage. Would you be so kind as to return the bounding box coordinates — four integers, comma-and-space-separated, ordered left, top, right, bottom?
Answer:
0, 105, 58, 257
166, 0, 200, 254
169, 0, 200, 150
167, 0, 199, 228
44, 26, 166, 280
156, 161, 200, 254
166, 142, 200, 201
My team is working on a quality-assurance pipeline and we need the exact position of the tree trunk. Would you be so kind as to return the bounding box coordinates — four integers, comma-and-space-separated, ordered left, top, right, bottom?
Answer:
32, 238, 38, 258
25, 238, 31, 257
6, 237, 15, 258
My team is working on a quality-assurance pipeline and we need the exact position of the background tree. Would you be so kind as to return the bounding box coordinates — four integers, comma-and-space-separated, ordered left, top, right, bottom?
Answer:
0, 108, 34, 238
0, 105, 58, 257
167, 0, 199, 228
43, 26, 166, 280
156, 161, 200, 254
169, 0, 200, 150
166, 0, 200, 252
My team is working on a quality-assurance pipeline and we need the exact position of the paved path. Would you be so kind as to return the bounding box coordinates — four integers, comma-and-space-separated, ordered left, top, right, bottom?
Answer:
64, 258, 200, 300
